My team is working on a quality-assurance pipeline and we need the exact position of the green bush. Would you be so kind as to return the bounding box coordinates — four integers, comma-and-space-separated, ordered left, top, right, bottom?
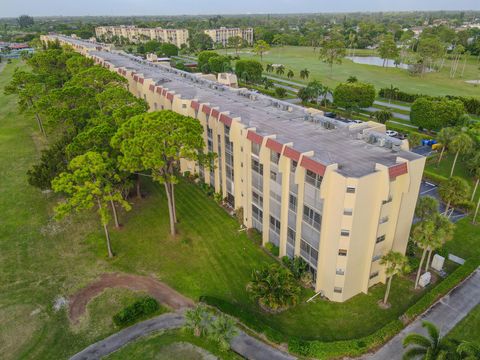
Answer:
265, 242, 279, 256
333, 82, 376, 111
247, 228, 262, 245
411, 97, 466, 131
112, 296, 160, 327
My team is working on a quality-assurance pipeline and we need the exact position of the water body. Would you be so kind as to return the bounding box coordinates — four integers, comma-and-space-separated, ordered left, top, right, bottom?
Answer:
346, 56, 410, 70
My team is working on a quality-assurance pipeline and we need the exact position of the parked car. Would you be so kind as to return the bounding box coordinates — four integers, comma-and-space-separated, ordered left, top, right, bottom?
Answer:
352, 119, 363, 124
324, 112, 337, 119
386, 130, 398, 137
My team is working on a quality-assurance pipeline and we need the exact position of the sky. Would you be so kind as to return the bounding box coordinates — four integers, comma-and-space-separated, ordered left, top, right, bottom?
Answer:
1, 0, 480, 18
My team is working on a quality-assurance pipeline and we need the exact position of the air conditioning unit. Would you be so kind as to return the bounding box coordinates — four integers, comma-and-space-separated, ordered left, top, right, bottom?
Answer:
379, 138, 386, 146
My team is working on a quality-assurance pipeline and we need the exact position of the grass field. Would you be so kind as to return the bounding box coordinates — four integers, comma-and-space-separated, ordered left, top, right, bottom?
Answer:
446, 304, 480, 344
227, 46, 480, 98
105, 329, 242, 359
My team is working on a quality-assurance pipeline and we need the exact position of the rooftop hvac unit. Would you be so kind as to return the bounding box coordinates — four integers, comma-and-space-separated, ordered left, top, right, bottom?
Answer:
367, 134, 376, 144
379, 138, 386, 146
287, 106, 293, 112
384, 140, 393, 149
392, 144, 401, 152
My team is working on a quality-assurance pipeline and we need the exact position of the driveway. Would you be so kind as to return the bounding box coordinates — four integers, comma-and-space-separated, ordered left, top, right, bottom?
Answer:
69, 311, 296, 360
362, 268, 480, 360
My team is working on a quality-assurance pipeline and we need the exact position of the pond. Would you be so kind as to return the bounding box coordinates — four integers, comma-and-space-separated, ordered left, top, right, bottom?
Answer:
346, 56, 410, 70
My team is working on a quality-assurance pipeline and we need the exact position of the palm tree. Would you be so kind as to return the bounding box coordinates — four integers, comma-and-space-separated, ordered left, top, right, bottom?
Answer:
415, 195, 439, 222
263, 78, 274, 90
184, 303, 212, 337
387, 84, 399, 104
287, 69, 294, 79
436, 127, 456, 167
347, 75, 358, 83
449, 132, 474, 177
246, 263, 301, 312
403, 321, 450, 359
300, 68, 310, 80
457, 341, 480, 359
438, 176, 471, 217
276, 65, 285, 76
320, 85, 332, 108
379, 251, 410, 305
424, 214, 455, 272
265, 63, 273, 73
207, 314, 237, 351
412, 220, 436, 289
467, 152, 480, 202
373, 110, 393, 124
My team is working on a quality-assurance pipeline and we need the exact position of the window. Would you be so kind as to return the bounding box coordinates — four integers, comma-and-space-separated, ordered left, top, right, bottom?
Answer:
303, 205, 321, 231
338, 249, 347, 256
343, 209, 353, 216
270, 190, 281, 203
376, 235, 386, 244
287, 228, 296, 246
334, 287, 343, 293
270, 151, 280, 164
346, 186, 356, 194
270, 170, 277, 182
252, 191, 263, 207
300, 239, 318, 267
379, 216, 389, 224
251, 158, 263, 175
305, 170, 323, 188
372, 254, 381, 262
252, 205, 263, 222
289, 194, 297, 212
154, 102, 158, 110
143, 94, 147, 100
336, 268, 345, 275
340, 230, 350, 237
369, 271, 379, 279
251, 142, 261, 156
382, 197, 393, 205
207, 127, 213, 139
269, 216, 281, 234
291, 160, 298, 172
182, 103, 187, 109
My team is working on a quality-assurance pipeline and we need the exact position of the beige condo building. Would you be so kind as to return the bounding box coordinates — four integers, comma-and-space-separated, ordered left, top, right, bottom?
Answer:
204, 27, 254, 46
95, 25, 189, 48
43, 35, 426, 303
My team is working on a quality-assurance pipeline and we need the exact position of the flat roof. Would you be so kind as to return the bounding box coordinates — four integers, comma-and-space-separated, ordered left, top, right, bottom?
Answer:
56, 35, 422, 178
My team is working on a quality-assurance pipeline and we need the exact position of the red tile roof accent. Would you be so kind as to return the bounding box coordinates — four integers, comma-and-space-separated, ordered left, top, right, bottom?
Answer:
156, 87, 162, 94
161, 89, 167, 96
133, 75, 138, 82
202, 105, 211, 114
247, 131, 263, 145
283, 147, 301, 162
266, 139, 283, 154
219, 114, 232, 126
166, 92, 174, 101
139, 77, 144, 84
389, 162, 408, 179
149, 84, 155, 92
211, 109, 220, 118
191, 101, 200, 110
300, 156, 326, 176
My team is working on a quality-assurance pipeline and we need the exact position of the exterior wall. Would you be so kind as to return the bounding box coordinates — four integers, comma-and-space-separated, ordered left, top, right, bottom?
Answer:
48, 35, 425, 303
95, 26, 189, 47
204, 28, 254, 46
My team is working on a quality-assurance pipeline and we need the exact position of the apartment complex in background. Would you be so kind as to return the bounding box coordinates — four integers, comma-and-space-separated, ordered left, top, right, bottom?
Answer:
43, 35, 425, 303
95, 25, 189, 48
204, 27, 254, 46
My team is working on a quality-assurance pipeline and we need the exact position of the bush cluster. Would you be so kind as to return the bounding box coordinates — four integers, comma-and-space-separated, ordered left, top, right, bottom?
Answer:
112, 296, 160, 327
265, 242, 280, 256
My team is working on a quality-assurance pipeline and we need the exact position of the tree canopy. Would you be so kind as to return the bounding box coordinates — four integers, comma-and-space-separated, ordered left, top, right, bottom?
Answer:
410, 97, 465, 131
333, 82, 376, 112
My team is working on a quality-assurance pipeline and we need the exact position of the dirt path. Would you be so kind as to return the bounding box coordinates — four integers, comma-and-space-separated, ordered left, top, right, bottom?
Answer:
69, 273, 194, 322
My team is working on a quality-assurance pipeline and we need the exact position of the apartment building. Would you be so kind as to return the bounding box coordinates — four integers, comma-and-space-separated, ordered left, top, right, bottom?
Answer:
95, 25, 189, 48
204, 27, 254, 46
44, 35, 425, 303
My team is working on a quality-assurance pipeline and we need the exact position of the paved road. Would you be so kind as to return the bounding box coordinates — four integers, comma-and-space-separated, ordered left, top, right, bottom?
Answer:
374, 100, 411, 112
70, 311, 296, 360
365, 106, 410, 121
363, 268, 480, 360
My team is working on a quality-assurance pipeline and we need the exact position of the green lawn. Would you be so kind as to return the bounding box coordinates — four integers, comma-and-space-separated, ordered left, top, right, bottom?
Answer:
226, 46, 480, 98
105, 329, 242, 359
446, 304, 480, 344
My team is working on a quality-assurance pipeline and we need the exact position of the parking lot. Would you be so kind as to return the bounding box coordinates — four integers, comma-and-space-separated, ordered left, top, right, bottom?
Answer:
418, 180, 467, 223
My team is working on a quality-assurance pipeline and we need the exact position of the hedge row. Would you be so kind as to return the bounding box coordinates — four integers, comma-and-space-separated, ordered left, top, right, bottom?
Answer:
379, 88, 480, 115
288, 320, 404, 359
404, 258, 480, 321
112, 296, 160, 327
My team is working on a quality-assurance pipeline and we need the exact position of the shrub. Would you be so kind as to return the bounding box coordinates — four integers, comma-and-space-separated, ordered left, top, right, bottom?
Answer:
112, 296, 160, 327
247, 228, 262, 245
333, 82, 376, 112
246, 263, 301, 312
265, 242, 279, 256
235, 59, 263, 84
410, 97, 465, 131
274, 87, 287, 98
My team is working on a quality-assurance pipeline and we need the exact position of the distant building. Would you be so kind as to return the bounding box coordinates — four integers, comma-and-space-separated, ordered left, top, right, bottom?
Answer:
95, 26, 189, 48
204, 27, 254, 46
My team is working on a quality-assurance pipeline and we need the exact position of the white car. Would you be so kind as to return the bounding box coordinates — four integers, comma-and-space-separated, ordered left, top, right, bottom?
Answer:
352, 119, 363, 124
386, 130, 398, 137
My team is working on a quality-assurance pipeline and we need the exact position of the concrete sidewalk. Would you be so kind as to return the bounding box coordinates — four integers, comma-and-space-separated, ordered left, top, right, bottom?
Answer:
70, 310, 296, 360
363, 268, 480, 360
